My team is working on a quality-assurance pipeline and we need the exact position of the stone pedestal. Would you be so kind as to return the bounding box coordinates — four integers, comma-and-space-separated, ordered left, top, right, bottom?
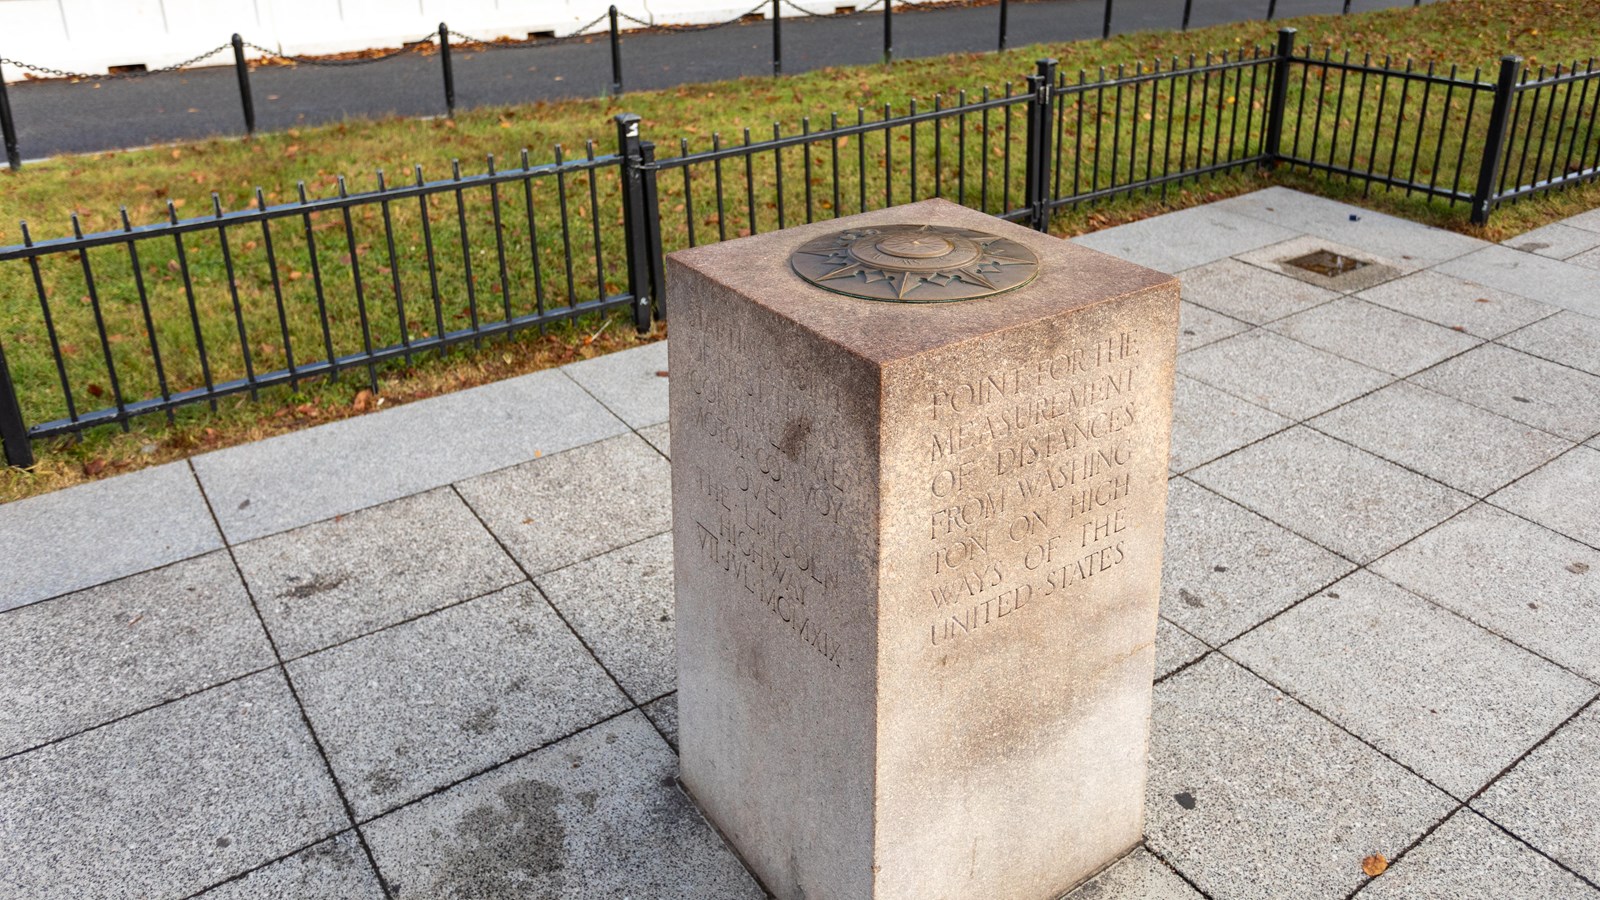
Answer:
667, 199, 1179, 900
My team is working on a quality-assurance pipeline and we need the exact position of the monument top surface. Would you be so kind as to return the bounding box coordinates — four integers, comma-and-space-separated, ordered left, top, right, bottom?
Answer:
667, 198, 1175, 366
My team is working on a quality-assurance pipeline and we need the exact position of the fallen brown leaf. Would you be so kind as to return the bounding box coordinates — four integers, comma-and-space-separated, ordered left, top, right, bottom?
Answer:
1362, 854, 1388, 877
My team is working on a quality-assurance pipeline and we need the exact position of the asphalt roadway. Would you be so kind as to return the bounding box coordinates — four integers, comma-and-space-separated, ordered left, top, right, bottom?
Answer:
2, 0, 1430, 162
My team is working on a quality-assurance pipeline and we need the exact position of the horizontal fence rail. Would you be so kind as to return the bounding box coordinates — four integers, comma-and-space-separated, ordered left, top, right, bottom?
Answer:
2, 29, 1598, 468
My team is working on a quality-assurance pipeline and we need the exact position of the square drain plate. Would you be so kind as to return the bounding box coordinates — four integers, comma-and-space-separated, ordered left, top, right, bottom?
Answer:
1286, 250, 1369, 278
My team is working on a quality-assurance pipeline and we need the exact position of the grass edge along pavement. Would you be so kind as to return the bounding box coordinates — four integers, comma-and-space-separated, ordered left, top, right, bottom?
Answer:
2, 0, 1598, 503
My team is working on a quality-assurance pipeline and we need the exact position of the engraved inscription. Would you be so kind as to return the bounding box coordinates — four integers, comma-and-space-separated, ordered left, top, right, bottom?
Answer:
682, 305, 853, 667
923, 331, 1143, 646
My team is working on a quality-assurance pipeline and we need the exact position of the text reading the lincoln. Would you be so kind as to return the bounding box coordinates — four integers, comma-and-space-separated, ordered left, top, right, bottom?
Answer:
925, 331, 1143, 646
681, 314, 852, 668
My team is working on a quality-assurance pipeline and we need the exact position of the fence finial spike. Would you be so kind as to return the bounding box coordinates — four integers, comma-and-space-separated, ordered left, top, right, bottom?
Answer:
487, 153, 496, 175
297, 181, 309, 203
337, 175, 348, 198
120, 207, 132, 230
18, 220, 31, 245
452, 158, 462, 179
255, 187, 268, 209
212, 192, 224, 216
377, 169, 387, 191
70, 212, 84, 239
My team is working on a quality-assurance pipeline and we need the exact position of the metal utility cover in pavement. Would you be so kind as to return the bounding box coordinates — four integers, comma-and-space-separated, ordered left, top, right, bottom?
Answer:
1285, 249, 1369, 278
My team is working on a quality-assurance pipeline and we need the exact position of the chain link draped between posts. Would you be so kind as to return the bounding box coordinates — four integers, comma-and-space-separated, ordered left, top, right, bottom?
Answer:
0, 43, 233, 81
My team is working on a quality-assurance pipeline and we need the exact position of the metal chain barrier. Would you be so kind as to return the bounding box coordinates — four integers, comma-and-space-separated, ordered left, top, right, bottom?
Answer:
0, 43, 231, 80
614, 0, 785, 33
447, 11, 612, 50
241, 34, 437, 67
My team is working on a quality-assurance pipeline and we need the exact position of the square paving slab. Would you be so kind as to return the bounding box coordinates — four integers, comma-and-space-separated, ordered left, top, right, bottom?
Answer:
562, 340, 671, 428
1167, 375, 1291, 473
1410, 343, 1600, 442
1176, 329, 1392, 420
191, 369, 629, 543
642, 693, 678, 749
1062, 848, 1202, 899
455, 433, 672, 576
1309, 381, 1572, 498
287, 582, 630, 819
1176, 300, 1251, 353
1176, 258, 1341, 325
1370, 503, 1600, 683
1356, 269, 1556, 339
0, 672, 347, 900
1160, 478, 1353, 646
1490, 446, 1600, 549
1474, 703, 1600, 885
1155, 619, 1209, 681
1188, 427, 1473, 564
1216, 187, 1489, 267
1227, 570, 1594, 799
0, 551, 273, 758
1145, 655, 1454, 900
1435, 245, 1600, 318
535, 531, 675, 704
1069, 204, 1299, 273
232, 488, 523, 659
1499, 310, 1600, 377
195, 833, 385, 900
1265, 296, 1481, 376
639, 421, 671, 458
1503, 222, 1600, 260
361, 712, 763, 900
1360, 809, 1597, 900
0, 461, 221, 613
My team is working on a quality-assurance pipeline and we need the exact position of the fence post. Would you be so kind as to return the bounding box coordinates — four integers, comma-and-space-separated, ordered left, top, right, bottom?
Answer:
231, 34, 256, 136
1023, 58, 1057, 232
609, 6, 624, 95
439, 23, 456, 116
1266, 0, 1278, 20
772, 0, 782, 76
616, 113, 655, 333
1181, 0, 1194, 30
0, 62, 20, 170
1472, 55, 1522, 226
1101, 0, 1113, 39
639, 139, 667, 321
0, 337, 31, 468
883, 0, 893, 64
1341, 0, 1352, 13
998, 0, 1008, 51
1262, 28, 1296, 167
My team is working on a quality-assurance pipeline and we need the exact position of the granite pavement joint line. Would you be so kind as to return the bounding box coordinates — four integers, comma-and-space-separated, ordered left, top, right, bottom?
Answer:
1141, 843, 1220, 900
1209, 558, 1600, 823
184, 459, 394, 900
1459, 695, 1600, 892
0, 664, 277, 767
174, 828, 359, 900
349, 706, 642, 828
449, 482, 657, 710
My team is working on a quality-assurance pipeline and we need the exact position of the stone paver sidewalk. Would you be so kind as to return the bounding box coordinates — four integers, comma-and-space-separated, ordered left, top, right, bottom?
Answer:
2, 187, 1598, 899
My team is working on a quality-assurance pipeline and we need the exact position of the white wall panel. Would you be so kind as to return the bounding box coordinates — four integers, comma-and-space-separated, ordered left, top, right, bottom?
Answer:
0, 0, 853, 80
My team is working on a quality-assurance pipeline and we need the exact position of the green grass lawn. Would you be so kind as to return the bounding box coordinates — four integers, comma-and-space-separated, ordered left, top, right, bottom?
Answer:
1, 0, 1597, 502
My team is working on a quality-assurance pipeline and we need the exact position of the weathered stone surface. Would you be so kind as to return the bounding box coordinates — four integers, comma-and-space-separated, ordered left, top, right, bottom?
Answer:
668, 199, 1179, 900
362, 712, 762, 900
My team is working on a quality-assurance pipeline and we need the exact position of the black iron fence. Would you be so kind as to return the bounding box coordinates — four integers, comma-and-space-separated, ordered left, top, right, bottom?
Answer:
2, 30, 1597, 468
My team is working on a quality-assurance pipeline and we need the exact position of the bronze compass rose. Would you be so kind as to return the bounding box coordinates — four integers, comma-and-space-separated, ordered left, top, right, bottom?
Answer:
789, 224, 1040, 303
